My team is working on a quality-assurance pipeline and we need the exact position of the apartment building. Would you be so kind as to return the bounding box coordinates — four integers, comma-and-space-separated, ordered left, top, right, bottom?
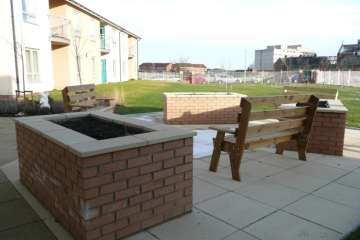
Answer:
254, 45, 316, 71
0, 0, 140, 98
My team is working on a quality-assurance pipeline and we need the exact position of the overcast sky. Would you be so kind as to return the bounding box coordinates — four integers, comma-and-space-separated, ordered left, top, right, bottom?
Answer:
76, 0, 360, 69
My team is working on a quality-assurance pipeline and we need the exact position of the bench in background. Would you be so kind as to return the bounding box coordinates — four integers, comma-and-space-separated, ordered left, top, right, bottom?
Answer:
209, 94, 319, 181
62, 84, 115, 113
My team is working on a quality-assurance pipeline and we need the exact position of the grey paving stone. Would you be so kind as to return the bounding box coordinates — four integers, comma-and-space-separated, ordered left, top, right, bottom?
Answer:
0, 221, 57, 240
0, 171, 8, 184
0, 198, 40, 231
0, 182, 22, 203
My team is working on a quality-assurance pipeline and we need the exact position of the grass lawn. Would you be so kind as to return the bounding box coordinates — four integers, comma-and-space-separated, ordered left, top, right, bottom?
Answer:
47, 80, 360, 128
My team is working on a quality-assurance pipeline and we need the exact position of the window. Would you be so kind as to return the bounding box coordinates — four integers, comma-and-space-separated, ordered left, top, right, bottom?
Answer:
113, 60, 117, 77
22, 0, 36, 23
112, 29, 116, 44
90, 18, 95, 40
91, 57, 96, 78
74, 10, 80, 36
25, 49, 40, 82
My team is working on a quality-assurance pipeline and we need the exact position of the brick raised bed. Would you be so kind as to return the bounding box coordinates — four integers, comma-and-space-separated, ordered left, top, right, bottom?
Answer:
14, 112, 196, 240
164, 92, 247, 125
283, 100, 348, 156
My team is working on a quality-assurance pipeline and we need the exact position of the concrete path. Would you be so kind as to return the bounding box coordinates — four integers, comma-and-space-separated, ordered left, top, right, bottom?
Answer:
0, 114, 360, 240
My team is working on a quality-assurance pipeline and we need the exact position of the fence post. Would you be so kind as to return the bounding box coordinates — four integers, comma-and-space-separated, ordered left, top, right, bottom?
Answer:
338, 70, 340, 85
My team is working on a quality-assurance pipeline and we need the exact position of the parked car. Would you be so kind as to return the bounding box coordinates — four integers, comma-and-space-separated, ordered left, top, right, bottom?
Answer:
166, 75, 180, 82
266, 74, 290, 83
150, 76, 166, 81
187, 74, 208, 84
251, 75, 264, 83
214, 74, 242, 84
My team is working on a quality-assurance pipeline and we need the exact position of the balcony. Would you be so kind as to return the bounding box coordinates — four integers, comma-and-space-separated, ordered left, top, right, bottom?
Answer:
48, 15, 70, 46
128, 46, 135, 58
100, 34, 111, 55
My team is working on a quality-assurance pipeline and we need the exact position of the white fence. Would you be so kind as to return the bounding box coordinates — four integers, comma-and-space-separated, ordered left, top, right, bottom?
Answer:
138, 70, 360, 86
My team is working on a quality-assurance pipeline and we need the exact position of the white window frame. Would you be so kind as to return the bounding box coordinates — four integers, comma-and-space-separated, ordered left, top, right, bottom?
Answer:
90, 18, 95, 40
74, 10, 81, 36
22, 0, 36, 24
113, 60, 117, 77
25, 49, 40, 83
112, 28, 116, 44
91, 57, 96, 78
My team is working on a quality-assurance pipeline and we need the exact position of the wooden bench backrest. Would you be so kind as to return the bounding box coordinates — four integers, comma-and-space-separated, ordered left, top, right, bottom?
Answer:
62, 84, 97, 113
235, 94, 319, 149
283, 86, 338, 100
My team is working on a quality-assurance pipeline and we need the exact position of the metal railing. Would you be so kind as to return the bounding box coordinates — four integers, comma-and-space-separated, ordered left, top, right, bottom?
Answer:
100, 34, 111, 51
48, 15, 71, 39
128, 46, 135, 57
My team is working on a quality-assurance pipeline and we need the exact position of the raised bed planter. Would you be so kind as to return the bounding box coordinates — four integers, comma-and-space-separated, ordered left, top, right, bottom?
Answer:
164, 92, 247, 124
14, 112, 196, 240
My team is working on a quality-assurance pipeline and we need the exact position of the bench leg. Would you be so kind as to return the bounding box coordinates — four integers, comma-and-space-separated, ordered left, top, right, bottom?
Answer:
80, 107, 88, 112
104, 100, 111, 106
229, 150, 241, 181
209, 132, 225, 172
296, 140, 307, 161
276, 142, 287, 155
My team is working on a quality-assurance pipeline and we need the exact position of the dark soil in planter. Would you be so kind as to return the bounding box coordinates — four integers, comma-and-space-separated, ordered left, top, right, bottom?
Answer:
52, 116, 147, 140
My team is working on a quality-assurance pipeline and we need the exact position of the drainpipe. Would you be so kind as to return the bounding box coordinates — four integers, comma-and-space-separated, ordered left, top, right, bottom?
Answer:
137, 39, 140, 79
119, 31, 122, 82
10, 0, 20, 95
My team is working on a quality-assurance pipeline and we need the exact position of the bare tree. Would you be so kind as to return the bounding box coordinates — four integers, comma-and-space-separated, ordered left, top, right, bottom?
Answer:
169, 55, 191, 72
69, 24, 88, 87
0, 20, 30, 98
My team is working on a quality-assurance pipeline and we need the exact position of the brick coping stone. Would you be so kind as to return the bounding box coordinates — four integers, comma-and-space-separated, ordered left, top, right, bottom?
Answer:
14, 111, 196, 240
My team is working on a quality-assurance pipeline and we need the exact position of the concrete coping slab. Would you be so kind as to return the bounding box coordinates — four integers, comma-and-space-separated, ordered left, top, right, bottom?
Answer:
163, 92, 247, 98
279, 99, 348, 113
15, 112, 197, 158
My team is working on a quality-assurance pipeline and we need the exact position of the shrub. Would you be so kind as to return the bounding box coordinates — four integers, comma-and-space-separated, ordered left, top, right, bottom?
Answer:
0, 99, 18, 116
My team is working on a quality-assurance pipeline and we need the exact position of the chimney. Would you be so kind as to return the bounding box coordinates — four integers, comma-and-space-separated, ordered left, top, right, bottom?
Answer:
358, 39, 360, 45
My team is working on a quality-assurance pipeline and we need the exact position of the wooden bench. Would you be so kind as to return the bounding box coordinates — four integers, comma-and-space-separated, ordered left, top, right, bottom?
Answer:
62, 84, 115, 113
209, 94, 319, 181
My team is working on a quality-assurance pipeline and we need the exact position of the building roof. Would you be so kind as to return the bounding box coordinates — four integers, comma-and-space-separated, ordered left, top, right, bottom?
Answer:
277, 56, 329, 65
65, 0, 141, 39
340, 44, 360, 54
176, 63, 207, 68
139, 63, 171, 67
340, 56, 360, 65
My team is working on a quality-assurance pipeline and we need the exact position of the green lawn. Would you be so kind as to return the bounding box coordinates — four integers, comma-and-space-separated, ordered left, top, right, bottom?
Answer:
47, 80, 360, 128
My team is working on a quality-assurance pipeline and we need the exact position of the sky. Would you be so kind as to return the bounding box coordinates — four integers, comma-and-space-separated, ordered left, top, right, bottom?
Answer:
76, 0, 360, 69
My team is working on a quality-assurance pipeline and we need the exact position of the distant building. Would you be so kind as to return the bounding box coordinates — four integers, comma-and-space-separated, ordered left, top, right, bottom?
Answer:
172, 63, 207, 73
338, 40, 360, 70
139, 63, 172, 72
273, 56, 331, 72
255, 45, 316, 71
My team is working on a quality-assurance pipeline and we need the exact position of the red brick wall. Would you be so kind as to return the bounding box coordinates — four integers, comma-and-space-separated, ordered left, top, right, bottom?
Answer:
16, 123, 193, 240
285, 112, 346, 156
164, 95, 242, 124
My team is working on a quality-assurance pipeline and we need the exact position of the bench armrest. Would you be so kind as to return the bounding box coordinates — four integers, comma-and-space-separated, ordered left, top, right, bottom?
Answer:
209, 126, 236, 134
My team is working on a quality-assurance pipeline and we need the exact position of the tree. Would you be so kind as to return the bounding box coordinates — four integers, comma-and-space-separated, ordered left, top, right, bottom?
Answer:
169, 55, 191, 72
69, 24, 88, 87
0, 19, 30, 98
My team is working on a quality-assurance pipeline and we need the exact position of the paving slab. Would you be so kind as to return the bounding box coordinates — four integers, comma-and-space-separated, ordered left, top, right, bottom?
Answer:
290, 161, 349, 181
253, 154, 306, 169
0, 221, 57, 240
193, 177, 228, 205
335, 171, 360, 189
195, 192, 277, 229
312, 155, 360, 171
266, 170, 330, 193
243, 210, 340, 240
283, 195, 360, 233
240, 160, 286, 179
148, 210, 237, 240
312, 182, 360, 210
0, 182, 22, 203
234, 179, 307, 209
0, 198, 40, 232
222, 230, 259, 240
196, 167, 260, 191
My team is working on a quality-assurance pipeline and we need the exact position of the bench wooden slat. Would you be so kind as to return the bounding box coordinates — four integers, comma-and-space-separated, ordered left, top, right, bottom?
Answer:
245, 94, 312, 107
283, 86, 338, 100
246, 107, 307, 121
69, 91, 97, 102
66, 84, 95, 92
246, 119, 304, 136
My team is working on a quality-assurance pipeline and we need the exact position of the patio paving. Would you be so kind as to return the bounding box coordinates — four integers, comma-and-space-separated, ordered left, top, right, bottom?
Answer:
0, 113, 360, 240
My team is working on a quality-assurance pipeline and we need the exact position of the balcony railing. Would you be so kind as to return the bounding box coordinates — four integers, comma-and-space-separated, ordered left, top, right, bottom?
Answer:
100, 34, 111, 52
48, 15, 71, 40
